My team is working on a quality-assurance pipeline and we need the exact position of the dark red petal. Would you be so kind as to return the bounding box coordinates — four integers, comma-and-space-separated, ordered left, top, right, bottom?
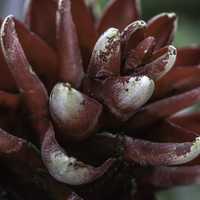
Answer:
97, 0, 141, 34
57, 0, 84, 89
141, 166, 200, 188
127, 87, 200, 130
0, 48, 16, 91
170, 112, 200, 135
124, 36, 156, 71
25, 0, 57, 48
124, 136, 200, 166
42, 125, 115, 185
49, 83, 102, 141
133, 45, 177, 80
14, 18, 57, 90
1, 16, 113, 186
71, 0, 97, 68
150, 118, 198, 143
1, 15, 49, 141
175, 47, 200, 66
0, 91, 20, 110
146, 13, 177, 49
87, 28, 121, 78
84, 76, 154, 121
0, 128, 82, 199
121, 20, 146, 57
154, 66, 200, 99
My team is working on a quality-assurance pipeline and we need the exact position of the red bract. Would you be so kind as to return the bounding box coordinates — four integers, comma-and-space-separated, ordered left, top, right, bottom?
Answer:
0, 0, 199, 199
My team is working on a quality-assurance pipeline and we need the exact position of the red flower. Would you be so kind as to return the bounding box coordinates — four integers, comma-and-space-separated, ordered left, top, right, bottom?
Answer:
0, 0, 200, 199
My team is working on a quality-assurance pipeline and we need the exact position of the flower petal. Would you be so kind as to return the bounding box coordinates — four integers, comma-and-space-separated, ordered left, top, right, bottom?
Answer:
85, 76, 154, 121
121, 20, 146, 57
25, 0, 57, 48
124, 36, 156, 72
57, 0, 84, 89
49, 83, 102, 141
170, 112, 200, 135
97, 0, 141, 34
71, 0, 97, 68
146, 13, 177, 49
124, 136, 200, 166
141, 166, 200, 188
15, 18, 57, 90
1, 15, 49, 141
175, 47, 200, 66
1, 16, 112, 186
154, 66, 200, 99
42, 125, 115, 186
0, 91, 20, 110
0, 128, 82, 199
127, 87, 200, 130
88, 28, 121, 78
133, 45, 177, 80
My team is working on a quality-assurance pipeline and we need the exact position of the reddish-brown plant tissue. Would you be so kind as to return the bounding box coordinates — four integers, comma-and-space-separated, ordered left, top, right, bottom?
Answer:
0, 0, 200, 200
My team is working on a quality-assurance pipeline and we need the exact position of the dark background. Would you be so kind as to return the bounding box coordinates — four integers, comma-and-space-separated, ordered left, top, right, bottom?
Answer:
0, 0, 200, 199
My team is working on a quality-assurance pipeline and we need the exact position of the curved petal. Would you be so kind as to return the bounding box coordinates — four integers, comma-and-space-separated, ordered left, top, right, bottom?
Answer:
49, 83, 102, 140
14, 18, 57, 90
25, 0, 58, 48
124, 136, 200, 166
0, 128, 83, 200
154, 66, 200, 99
141, 166, 200, 188
88, 28, 121, 78
0, 91, 20, 110
124, 36, 156, 72
127, 87, 200, 130
57, 0, 84, 89
146, 13, 177, 49
97, 0, 141, 34
1, 15, 49, 141
84, 76, 154, 121
71, 0, 97, 68
121, 20, 146, 57
175, 47, 200, 66
133, 45, 177, 80
42, 125, 115, 185
1, 15, 113, 187
170, 112, 200, 135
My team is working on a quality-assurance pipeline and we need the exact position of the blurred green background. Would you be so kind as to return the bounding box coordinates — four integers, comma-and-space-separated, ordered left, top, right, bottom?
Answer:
0, 0, 200, 199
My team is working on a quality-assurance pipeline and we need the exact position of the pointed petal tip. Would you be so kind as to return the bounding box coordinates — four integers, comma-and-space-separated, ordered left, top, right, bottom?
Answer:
88, 27, 121, 78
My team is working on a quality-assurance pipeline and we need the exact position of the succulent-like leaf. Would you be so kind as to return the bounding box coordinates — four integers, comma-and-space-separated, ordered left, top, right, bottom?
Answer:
25, 0, 58, 48
0, 91, 20, 110
141, 166, 200, 188
175, 47, 200, 66
1, 15, 113, 186
42, 125, 115, 185
133, 45, 177, 80
127, 87, 200, 130
88, 28, 121, 78
0, 128, 83, 200
71, 0, 97, 68
57, 0, 84, 89
124, 136, 200, 165
154, 66, 200, 99
146, 13, 177, 49
97, 0, 141, 34
49, 83, 102, 140
124, 36, 156, 72
121, 20, 146, 57
1, 15, 49, 141
85, 76, 154, 121
14, 18, 57, 89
